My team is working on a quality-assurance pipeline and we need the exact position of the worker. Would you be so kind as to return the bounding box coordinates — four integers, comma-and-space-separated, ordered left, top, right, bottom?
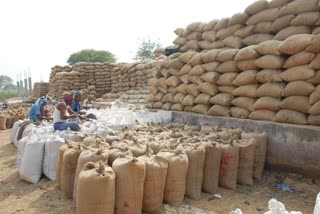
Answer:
82, 94, 94, 110
28, 98, 52, 122
36, 95, 53, 104
70, 91, 86, 115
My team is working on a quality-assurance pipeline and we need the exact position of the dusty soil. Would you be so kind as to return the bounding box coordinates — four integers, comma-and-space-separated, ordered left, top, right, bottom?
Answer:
0, 129, 318, 214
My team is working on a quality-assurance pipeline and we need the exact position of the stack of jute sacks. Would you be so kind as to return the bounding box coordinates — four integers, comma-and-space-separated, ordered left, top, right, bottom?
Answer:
148, 33, 320, 125
173, 0, 320, 52
32, 82, 49, 98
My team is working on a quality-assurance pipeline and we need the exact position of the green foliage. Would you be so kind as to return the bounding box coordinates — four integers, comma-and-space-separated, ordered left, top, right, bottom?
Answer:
134, 38, 161, 62
67, 49, 116, 65
4, 84, 17, 90
0, 89, 17, 102
0, 75, 13, 90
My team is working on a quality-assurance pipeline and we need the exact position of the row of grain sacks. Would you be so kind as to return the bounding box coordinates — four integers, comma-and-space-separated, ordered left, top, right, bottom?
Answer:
32, 82, 49, 98
173, 0, 320, 53
0, 105, 29, 130
55, 123, 267, 214
148, 34, 320, 125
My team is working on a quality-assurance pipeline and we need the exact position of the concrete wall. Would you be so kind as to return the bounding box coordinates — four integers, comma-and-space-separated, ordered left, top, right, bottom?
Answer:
172, 111, 320, 178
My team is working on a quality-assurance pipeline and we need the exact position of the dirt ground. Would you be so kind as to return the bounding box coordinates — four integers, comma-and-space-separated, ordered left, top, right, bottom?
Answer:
0, 129, 318, 214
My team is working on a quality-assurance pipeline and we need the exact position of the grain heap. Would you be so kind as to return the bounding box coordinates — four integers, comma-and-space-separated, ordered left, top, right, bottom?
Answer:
32, 82, 49, 98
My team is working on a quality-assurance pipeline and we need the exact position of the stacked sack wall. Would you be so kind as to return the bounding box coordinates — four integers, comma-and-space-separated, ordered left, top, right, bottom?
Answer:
32, 82, 49, 98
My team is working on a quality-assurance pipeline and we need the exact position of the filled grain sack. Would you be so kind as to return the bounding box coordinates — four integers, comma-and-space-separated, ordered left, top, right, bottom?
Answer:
308, 115, 320, 125
279, 65, 315, 81
217, 61, 241, 73
197, 82, 219, 96
209, 41, 225, 49
181, 94, 195, 106
290, 11, 320, 26
231, 97, 255, 112
232, 84, 258, 98
309, 100, 320, 115
56, 144, 70, 188
284, 81, 315, 96
202, 30, 218, 42
268, 0, 291, 8
168, 59, 184, 70
306, 34, 320, 53
210, 93, 234, 106
309, 86, 320, 105
214, 18, 230, 31
217, 24, 243, 40
223, 36, 244, 49
219, 143, 239, 190
171, 104, 184, 111
232, 70, 257, 86
194, 93, 211, 105
77, 162, 115, 214
162, 93, 174, 103
243, 34, 274, 46
201, 49, 222, 63
256, 69, 282, 83
173, 93, 186, 103
236, 139, 256, 186
255, 55, 285, 69
204, 19, 218, 31
231, 107, 251, 119
217, 73, 239, 86
283, 52, 315, 68
253, 22, 273, 34
188, 53, 203, 66
255, 40, 282, 56
207, 105, 231, 117
236, 59, 260, 71
249, 110, 276, 121
256, 83, 284, 98
245, 0, 269, 15
246, 8, 279, 25
234, 45, 260, 61
254, 97, 280, 111
278, 0, 319, 17
202, 62, 220, 72
241, 132, 267, 180
202, 143, 222, 194
218, 86, 237, 94
153, 102, 164, 109
185, 84, 200, 97
271, 15, 295, 33
229, 12, 249, 25
274, 26, 312, 41
277, 34, 315, 55
0, 114, 7, 130
166, 76, 182, 88
273, 109, 308, 125
192, 104, 211, 115
216, 49, 239, 62
10, 120, 23, 143
234, 25, 255, 38
200, 72, 221, 83
178, 64, 192, 76
158, 150, 188, 207
179, 74, 190, 85
178, 52, 197, 63
113, 156, 146, 214
279, 96, 310, 113
189, 65, 206, 76
310, 54, 320, 70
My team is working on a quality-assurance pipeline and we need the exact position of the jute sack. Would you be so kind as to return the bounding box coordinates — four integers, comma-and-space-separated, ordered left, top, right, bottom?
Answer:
108, 149, 133, 166
195, 93, 212, 105
279, 96, 310, 113
218, 144, 239, 190
0, 115, 7, 130
173, 93, 186, 103
309, 100, 320, 115
273, 109, 308, 125
308, 115, 320, 125
234, 25, 255, 38
171, 104, 184, 111
197, 82, 219, 96
201, 30, 217, 42
184, 146, 205, 200
207, 105, 231, 117
166, 76, 182, 87
202, 62, 220, 72
181, 94, 195, 106
218, 86, 237, 94
254, 97, 280, 111
178, 52, 197, 63
201, 49, 223, 63
309, 86, 320, 105
231, 97, 255, 112
56, 144, 69, 188
236, 139, 256, 186
249, 110, 276, 121
184, 106, 194, 112
313, 27, 320, 35
77, 162, 115, 214
214, 17, 230, 31
179, 74, 190, 85
139, 156, 168, 213
204, 19, 218, 31
283, 52, 315, 68
284, 81, 315, 96
188, 53, 204, 66
229, 12, 249, 25
185, 84, 200, 97
241, 132, 267, 180
189, 75, 204, 85
223, 36, 244, 49
210, 93, 234, 106
209, 41, 225, 49
199, 40, 211, 49
162, 103, 173, 111
217, 73, 238, 86
234, 45, 259, 61
245, 0, 268, 15
202, 143, 222, 194
254, 22, 272, 34
155, 92, 165, 101
290, 11, 320, 26
280, 65, 315, 82
153, 102, 164, 109
158, 151, 188, 207
255, 55, 285, 69
185, 40, 200, 50
246, 8, 279, 25
274, 26, 312, 41
216, 61, 241, 73
168, 59, 184, 70
256, 69, 282, 83
268, 0, 291, 8
277, 34, 315, 55
306, 34, 320, 53
278, 0, 319, 17
256, 83, 284, 98
255, 40, 282, 56
216, 49, 240, 63
200, 72, 221, 83
189, 65, 206, 76
231, 107, 250, 119
270, 15, 295, 33
243, 34, 274, 46
232, 70, 257, 86
236, 59, 260, 71
192, 104, 210, 114
310, 54, 320, 69
217, 24, 243, 40
168, 68, 180, 76
232, 84, 258, 98
113, 156, 146, 214
162, 93, 174, 103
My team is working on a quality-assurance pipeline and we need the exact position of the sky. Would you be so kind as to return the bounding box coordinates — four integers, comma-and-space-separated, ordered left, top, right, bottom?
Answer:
0, 0, 255, 84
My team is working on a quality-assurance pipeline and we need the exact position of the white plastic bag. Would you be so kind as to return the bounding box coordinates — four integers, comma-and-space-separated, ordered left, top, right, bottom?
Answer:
315, 193, 320, 214
264, 199, 302, 214
16, 136, 28, 168
11, 120, 23, 144
230, 209, 243, 214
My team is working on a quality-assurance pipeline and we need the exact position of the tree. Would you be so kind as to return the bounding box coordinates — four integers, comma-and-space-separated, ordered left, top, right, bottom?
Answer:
0, 75, 13, 90
134, 38, 161, 61
4, 84, 17, 90
67, 49, 116, 65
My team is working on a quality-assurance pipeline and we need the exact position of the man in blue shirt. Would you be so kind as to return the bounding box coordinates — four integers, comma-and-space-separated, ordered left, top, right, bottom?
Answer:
28, 98, 51, 122
70, 91, 86, 115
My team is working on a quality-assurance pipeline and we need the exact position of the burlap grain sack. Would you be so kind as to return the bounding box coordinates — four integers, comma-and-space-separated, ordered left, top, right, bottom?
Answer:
255, 40, 282, 56
209, 41, 225, 49
255, 55, 286, 69
153, 102, 164, 109
223, 36, 244, 49
210, 93, 234, 106
231, 97, 255, 112
278, 0, 319, 17
243, 34, 274, 46
273, 109, 308, 125
310, 54, 320, 69
202, 143, 222, 194
174, 28, 184, 36
162, 93, 174, 103
234, 25, 255, 38
253, 22, 273, 34
202, 62, 220, 72
171, 103, 184, 111
274, 26, 312, 41
168, 68, 180, 76
217, 24, 243, 40
241, 132, 267, 180
290, 11, 320, 26
283, 52, 315, 68
246, 8, 279, 25
185, 40, 200, 50
309, 100, 320, 115
178, 64, 191, 76
218, 86, 237, 94
245, 0, 269, 15
236, 139, 256, 186
256, 69, 282, 83
207, 105, 231, 117
61, 146, 82, 199
236, 59, 260, 71
198, 82, 219, 96
234, 45, 259, 61
231, 107, 250, 119
229, 12, 249, 25
166, 76, 182, 88
184, 106, 194, 112
214, 18, 230, 31
56, 144, 69, 188
158, 151, 188, 207
200, 72, 221, 83
168, 59, 184, 70
189, 65, 206, 76
280, 65, 315, 81
277, 34, 315, 55
194, 93, 211, 105
284, 81, 315, 96
204, 19, 218, 31
313, 27, 320, 35
202, 30, 218, 42
185, 84, 200, 97
182, 94, 195, 106
77, 162, 115, 214
257, 83, 284, 98
216, 49, 239, 63
249, 110, 276, 121
216, 61, 241, 73
188, 53, 203, 66
271, 15, 295, 33
138, 156, 168, 213
178, 52, 197, 63
199, 40, 211, 50
306, 34, 320, 53
217, 73, 238, 86
279, 96, 311, 113
189, 75, 204, 85
155, 92, 165, 101
254, 97, 280, 111
309, 86, 320, 105
232, 70, 257, 86
179, 74, 190, 85
268, 0, 291, 8
218, 144, 239, 190
232, 84, 258, 98
162, 103, 173, 111
113, 156, 146, 214
308, 115, 320, 125
173, 93, 186, 103
192, 104, 210, 114
186, 32, 202, 41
